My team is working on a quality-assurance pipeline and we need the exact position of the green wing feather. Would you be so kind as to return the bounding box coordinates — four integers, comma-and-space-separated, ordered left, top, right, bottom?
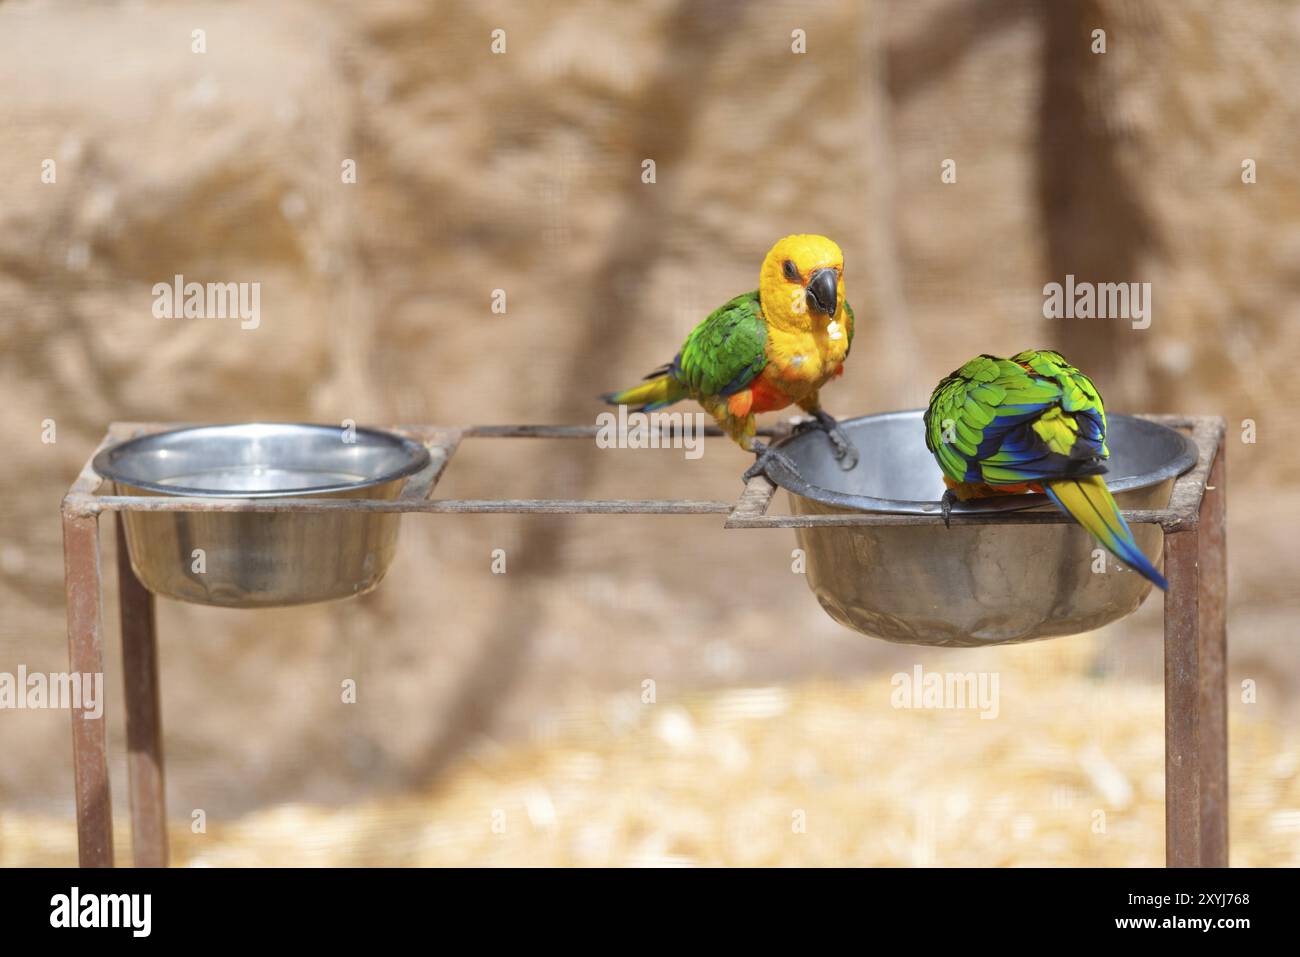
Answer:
675, 291, 768, 398
924, 355, 1011, 483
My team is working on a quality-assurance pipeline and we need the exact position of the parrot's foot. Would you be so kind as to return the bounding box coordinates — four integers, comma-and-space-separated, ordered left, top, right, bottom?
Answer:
743, 442, 799, 485
940, 488, 958, 529
794, 410, 859, 471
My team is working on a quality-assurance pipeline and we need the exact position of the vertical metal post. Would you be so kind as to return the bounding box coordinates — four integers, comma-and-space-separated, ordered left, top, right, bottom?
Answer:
1163, 442, 1228, 867
62, 507, 114, 867
1196, 447, 1228, 865
116, 514, 169, 867
1163, 523, 1200, 866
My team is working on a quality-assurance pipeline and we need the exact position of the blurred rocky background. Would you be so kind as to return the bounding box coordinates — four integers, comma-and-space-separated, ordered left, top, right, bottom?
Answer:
0, 0, 1297, 865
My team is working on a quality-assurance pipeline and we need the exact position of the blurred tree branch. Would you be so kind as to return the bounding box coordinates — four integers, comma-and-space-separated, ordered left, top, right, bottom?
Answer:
408, 0, 748, 785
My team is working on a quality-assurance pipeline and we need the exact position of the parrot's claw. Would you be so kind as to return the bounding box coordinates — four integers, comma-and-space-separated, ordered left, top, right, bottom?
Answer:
940, 488, 958, 530
795, 410, 859, 471
829, 430, 860, 471
743, 442, 799, 485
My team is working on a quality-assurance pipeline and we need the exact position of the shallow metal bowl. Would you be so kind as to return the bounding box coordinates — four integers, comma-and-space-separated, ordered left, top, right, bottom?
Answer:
93, 423, 431, 608
765, 411, 1198, 646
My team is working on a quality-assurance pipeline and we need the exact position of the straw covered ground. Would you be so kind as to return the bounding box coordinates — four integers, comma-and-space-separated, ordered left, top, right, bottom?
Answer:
3, 640, 1297, 867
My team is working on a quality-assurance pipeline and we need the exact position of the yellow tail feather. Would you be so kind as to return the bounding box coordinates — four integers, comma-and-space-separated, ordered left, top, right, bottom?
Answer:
602, 374, 683, 411
1044, 474, 1167, 589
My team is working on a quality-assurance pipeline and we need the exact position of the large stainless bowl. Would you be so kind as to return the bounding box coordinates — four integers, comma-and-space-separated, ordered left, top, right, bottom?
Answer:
764, 411, 1197, 646
93, 423, 431, 608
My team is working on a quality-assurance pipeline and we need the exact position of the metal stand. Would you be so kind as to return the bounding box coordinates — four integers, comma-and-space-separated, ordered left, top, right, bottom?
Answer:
61, 416, 1227, 867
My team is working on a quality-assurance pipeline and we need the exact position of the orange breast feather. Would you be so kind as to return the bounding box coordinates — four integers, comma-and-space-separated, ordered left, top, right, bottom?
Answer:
747, 375, 795, 414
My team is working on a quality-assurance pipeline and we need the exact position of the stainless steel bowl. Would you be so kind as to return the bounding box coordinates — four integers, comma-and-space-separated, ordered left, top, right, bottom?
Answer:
93, 423, 431, 608
764, 411, 1198, 646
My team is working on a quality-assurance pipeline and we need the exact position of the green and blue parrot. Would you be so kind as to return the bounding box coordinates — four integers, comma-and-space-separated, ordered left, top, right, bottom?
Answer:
924, 349, 1167, 589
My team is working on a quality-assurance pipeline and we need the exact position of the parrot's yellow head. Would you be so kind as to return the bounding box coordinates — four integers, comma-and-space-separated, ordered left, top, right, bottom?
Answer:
758, 234, 846, 334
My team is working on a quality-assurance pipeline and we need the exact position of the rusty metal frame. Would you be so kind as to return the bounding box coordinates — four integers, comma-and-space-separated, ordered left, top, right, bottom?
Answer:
60, 415, 1227, 867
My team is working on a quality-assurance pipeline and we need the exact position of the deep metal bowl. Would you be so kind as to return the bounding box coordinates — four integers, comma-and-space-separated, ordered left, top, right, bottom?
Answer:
93, 423, 431, 608
765, 411, 1198, 646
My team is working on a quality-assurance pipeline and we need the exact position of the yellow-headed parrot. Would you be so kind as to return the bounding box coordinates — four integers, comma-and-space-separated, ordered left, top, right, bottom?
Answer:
603, 234, 858, 480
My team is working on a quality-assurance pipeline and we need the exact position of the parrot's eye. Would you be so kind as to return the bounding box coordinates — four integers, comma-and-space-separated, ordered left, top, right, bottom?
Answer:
782, 259, 800, 282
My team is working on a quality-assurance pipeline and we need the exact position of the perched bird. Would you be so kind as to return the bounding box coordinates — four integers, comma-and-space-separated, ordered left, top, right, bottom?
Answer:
603, 234, 858, 480
923, 349, 1167, 589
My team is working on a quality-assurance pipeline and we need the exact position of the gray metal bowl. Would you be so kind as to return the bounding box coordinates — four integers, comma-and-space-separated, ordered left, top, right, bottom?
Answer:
764, 411, 1197, 646
93, 423, 431, 608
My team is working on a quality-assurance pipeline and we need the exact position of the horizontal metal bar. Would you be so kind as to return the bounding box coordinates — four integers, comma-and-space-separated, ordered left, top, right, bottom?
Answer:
1164, 417, 1226, 527
461, 423, 787, 439
62, 432, 117, 518
395, 428, 462, 501
728, 476, 779, 524
463, 416, 1200, 439
100, 421, 791, 442
91, 495, 735, 515
727, 507, 1178, 529
88, 492, 1174, 525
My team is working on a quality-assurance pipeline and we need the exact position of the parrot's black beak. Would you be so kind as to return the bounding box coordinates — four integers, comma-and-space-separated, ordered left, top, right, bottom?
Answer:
806, 267, 838, 318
